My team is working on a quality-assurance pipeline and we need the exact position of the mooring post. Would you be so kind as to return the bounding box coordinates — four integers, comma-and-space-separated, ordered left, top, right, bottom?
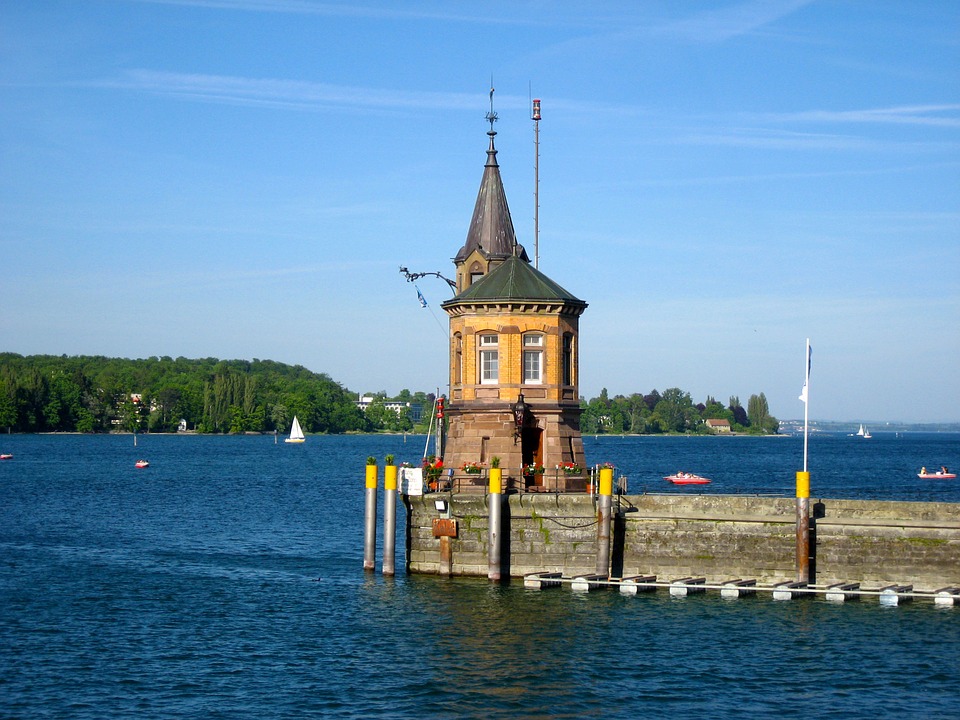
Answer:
488, 467, 503, 581
439, 536, 452, 576
796, 470, 810, 583
363, 461, 378, 572
596, 466, 614, 575
382, 462, 397, 576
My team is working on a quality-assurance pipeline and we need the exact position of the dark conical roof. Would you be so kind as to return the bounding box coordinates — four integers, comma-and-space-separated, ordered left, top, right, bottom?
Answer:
442, 255, 586, 309
454, 131, 529, 264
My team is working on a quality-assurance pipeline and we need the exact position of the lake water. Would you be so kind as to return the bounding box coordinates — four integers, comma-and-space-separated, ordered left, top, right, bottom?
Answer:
1, 433, 958, 718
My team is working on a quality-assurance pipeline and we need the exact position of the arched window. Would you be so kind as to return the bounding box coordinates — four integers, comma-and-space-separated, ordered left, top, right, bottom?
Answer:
469, 261, 484, 287
453, 333, 462, 385
523, 333, 543, 384
479, 333, 499, 384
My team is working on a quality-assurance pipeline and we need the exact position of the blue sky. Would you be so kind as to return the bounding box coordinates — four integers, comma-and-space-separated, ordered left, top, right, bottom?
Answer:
2, 1, 958, 424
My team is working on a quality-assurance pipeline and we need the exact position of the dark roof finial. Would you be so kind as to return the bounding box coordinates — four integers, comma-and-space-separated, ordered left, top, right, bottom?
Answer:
485, 80, 497, 137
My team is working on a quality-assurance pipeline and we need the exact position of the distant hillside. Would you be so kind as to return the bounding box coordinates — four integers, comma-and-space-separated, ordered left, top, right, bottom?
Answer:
779, 419, 960, 434
0, 353, 368, 434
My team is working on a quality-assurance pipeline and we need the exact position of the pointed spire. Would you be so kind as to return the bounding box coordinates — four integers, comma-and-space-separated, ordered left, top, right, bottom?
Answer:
454, 86, 529, 265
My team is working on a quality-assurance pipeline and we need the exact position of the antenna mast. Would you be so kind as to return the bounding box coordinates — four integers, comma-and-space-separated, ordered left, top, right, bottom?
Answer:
532, 97, 541, 269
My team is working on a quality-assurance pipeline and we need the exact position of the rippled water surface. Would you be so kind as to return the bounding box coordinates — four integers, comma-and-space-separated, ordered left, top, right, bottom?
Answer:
1, 433, 958, 718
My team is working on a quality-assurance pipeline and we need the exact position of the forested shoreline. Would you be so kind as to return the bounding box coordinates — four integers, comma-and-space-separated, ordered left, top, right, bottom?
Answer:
0, 354, 778, 436
0, 354, 386, 435
578, 387, 779, 435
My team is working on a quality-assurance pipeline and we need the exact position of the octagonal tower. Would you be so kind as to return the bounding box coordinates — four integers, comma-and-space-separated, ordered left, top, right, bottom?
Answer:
440, 119, 588, 492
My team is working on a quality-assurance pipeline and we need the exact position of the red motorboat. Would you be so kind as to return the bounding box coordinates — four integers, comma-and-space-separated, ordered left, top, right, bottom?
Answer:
665, 472, 711, 485
918, 469, 956, 479
0, 454, 12, 460
135, 460, 150, 469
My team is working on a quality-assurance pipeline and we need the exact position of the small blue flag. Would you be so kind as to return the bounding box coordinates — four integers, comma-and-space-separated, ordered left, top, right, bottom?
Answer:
416, 286, 428, 308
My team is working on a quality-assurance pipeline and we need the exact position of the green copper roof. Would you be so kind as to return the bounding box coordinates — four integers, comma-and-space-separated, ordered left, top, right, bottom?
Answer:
443, 255, 586, 307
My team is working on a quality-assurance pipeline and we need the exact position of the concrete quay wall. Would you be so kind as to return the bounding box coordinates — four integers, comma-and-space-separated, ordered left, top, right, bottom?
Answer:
404, 493, 960, 591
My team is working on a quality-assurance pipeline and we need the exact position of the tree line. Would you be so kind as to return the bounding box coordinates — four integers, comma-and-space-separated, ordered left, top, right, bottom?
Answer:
0, 354, 413, 435
579, 387, 779, 435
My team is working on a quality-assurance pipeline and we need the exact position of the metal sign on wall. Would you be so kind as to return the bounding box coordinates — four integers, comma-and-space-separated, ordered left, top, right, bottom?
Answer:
432, 518, 457, 538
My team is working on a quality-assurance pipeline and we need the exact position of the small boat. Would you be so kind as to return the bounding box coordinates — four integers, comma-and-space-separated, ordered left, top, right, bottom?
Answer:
135, 460, 150, 468
0, 454, 12, 460
856, 424, 865, 437
665, 472, 711, 485
918, 468, 956, 479
285, 416, 305, 444
862, 427, 872, 439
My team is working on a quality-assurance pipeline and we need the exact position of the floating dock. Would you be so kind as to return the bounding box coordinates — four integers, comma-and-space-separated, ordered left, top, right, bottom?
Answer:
522, 573, 960, 606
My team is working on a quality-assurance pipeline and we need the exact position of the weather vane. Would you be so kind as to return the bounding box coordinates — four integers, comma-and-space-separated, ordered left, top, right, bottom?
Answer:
486, 80, 497, 133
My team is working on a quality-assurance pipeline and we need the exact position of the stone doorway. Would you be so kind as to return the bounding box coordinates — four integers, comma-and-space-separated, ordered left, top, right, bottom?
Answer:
521, 426, 543, 488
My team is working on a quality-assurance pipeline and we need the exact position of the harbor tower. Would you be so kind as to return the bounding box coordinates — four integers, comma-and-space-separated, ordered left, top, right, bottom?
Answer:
440, 114, 588, 492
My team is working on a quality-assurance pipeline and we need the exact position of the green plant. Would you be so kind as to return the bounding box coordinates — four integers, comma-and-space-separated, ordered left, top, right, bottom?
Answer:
384, 454, 395, 466
491, 456, 500, 468
366, 456, 377, 465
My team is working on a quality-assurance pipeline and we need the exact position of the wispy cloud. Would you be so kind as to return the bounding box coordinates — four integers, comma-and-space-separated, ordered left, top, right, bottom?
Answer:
763, 104, 960, 128
94, 69, 489, 113
655, 0, 815, 43
124, 0, 537, 25
529, 0, 815, 67
680, 127, 874, 152
126, 0, 439, 20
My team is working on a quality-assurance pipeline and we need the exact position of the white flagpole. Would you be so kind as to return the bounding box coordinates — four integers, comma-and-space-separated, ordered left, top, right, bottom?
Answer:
423, 396, 437, 461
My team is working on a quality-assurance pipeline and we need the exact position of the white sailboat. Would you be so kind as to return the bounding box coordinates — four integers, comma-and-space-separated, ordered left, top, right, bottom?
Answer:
862, 426, 872, 439
856, 424, 865, 437
285, 415, 305, 444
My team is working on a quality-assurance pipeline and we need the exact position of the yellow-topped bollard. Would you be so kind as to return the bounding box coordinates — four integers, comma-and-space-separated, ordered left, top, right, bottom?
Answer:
596, 466, 614, 576
363, 460, 378, 572
382, 462, 398, 576
488, 466, 503, 581
796, 470, 811, 583
599, 467, 614, 497
489, 467, 502, 495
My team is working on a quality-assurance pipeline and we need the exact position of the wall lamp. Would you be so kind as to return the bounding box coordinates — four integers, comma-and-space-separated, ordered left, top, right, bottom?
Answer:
511, 393, 528, 444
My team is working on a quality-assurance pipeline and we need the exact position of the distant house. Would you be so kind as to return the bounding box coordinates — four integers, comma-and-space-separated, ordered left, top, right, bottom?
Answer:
705, 418, 732, 433
356, 394, 422, 422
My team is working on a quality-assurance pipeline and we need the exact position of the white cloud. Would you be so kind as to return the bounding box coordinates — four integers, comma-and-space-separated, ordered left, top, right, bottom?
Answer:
762, 104, 960, 128
656, 0, 815, 43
